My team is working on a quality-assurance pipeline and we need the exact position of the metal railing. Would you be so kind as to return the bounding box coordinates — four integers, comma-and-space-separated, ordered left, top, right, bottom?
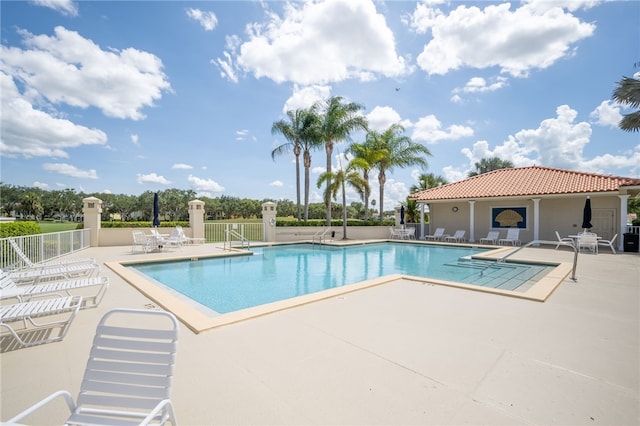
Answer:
499, 240, 578, 281
204, 223, 263, 243
0, 229, 91, 270
224, 229, 250, 250
312, 227, 333, 244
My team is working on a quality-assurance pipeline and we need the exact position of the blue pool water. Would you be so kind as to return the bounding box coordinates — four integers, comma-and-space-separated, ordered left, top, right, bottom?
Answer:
129, 243, 552, 314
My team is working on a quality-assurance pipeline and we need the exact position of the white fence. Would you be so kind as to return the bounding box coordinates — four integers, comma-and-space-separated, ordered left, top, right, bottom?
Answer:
0, 229, 91, 270
204, 223, 264, 242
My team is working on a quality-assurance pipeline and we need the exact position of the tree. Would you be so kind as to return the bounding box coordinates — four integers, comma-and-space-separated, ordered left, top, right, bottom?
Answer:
317, 162, 368, 239
368, 124, 431, 221
612, 76, 640, 132
271, 108, 318, 221
316, 96, 368, 226
21, 192, 44, 220
348, 140, 384, 220
410, 173, 448, 194
467, 157, 514, 177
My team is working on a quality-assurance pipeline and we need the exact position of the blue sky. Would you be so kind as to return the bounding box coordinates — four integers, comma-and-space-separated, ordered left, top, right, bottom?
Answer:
2, 0, 639, 210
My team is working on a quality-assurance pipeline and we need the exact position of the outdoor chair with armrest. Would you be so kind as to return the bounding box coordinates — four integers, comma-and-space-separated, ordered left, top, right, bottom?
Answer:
555, 231, 574, 249
479, 231, 500, 245
425, 228, 447, 241
6, 308, 179, 425
7, 237, 98, 270
443, 230, 466, 243
597, 234, 617, 254
498, 228, 521, 246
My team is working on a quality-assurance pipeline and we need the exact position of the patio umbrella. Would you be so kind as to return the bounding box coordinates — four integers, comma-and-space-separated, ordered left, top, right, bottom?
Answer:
400, 205, 405, 225
581, 197, 592, 231
152, 192, 160, 228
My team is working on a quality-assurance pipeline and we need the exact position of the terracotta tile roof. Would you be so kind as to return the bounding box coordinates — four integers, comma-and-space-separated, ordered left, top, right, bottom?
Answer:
409, 166, 640, 201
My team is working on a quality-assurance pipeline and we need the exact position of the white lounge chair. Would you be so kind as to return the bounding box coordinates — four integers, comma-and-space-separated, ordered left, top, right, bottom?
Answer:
176, 226, 204, 245
499, 228, 521, 246
0, 270, 109, 309
425, 228, 447, 241
555, 231, 574, 250
577, 233, 598, 253
444, 230, 466, 243
165, 228, 184, 249
597, 234, 617, 254
0, 295, 83, 348
5, 261, 100, 285
479, 231, 500, 245
7, 308, 179, 425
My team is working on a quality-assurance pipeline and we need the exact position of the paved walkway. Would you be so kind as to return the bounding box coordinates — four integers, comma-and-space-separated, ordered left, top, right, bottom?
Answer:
1, 243, 638, 425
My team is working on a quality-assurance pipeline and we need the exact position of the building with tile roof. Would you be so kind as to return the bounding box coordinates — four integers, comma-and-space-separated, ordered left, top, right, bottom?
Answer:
408, 166, 640, 251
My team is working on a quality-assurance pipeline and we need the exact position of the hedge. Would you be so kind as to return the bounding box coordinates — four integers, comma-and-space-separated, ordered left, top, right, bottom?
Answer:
0, 221, 41, 238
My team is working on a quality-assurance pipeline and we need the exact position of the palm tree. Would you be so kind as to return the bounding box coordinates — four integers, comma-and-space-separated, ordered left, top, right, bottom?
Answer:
317, 161, 368, 239
410, 173, 448, 194
300, 106, 323, 221
347, 140, 384, 220
612, 76, 640, 132
368, 124, 431, 221
316, 96, 368, 226
467, 157, 514, 177
272, 109, 316, 221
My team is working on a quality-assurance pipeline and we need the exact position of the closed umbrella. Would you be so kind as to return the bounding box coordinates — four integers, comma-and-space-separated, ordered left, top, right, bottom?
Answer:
400, 205, 405, 225
153, 192, 160, 228
581, 197, 592, 231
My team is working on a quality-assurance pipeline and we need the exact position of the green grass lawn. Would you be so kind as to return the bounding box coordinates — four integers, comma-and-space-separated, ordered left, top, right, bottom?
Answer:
38, 222, 80, 233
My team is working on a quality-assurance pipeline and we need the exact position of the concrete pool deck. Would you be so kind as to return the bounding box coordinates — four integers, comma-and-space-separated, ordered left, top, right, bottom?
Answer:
1, 242, 639, 425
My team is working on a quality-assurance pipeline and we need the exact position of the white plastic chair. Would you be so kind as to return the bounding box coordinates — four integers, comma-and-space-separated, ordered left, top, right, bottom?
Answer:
444, 230, 466, 243
0, 295, 83, 348
132, 231, 155, 253
479, 231, 500, 245
577, 233, 598, 253
499, 228, 521, 246
555, 231, 574, 250
597, 234, 617, 254
425, 228, 446, 241
7, 308, 180, 425
0, 270, 109, 309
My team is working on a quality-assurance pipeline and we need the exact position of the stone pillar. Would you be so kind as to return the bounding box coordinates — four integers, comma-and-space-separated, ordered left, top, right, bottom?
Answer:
188, 200, 205, 241
82, 196, 102, 247
468, 200, 475, 242
262, 202, 277, 242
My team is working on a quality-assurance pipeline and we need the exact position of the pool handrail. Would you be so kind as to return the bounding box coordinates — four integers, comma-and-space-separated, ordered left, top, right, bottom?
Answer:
498, 240, 578, 281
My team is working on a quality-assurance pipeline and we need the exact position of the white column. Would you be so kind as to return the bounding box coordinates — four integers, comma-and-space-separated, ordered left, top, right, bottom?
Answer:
188, 200, 205, 241
468, 201, 475, 242
618, 195, 630, 252
262, 202, 277, 242
420, 204, 425, 239
82, 197, 102, 247
532, 198, 540, 246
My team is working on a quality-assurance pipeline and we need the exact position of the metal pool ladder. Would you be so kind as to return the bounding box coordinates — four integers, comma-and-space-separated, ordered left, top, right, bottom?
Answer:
498, 240, 578, 281
312, 227, 333, 244
224, 229, 250, 250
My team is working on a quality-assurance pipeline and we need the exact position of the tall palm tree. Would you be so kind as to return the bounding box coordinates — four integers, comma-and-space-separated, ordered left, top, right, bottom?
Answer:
300, 105, 323, 221
271, 109, 314, 221
368, 124, 431, 221
612, 76, 640, 132
410, 173, 448, 194
317, 161, 368, 239
467, 157, 514, 177
316, 96, 368, 226
347, 140, 384, 220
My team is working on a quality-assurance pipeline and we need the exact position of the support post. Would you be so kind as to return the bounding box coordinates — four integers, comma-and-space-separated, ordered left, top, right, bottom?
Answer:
82, 197, 102, 247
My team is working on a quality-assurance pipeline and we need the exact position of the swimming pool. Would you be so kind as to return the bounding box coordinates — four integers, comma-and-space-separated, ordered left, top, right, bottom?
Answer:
127, 242, 552, 314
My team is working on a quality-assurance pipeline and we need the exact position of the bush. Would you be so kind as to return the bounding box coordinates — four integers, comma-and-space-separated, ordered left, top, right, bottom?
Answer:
274, 219, 395, 227
0, 221, 41, 238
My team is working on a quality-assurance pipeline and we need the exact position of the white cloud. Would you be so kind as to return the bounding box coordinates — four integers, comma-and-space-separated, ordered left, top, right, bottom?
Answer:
412, 114, 474, 143
412, 2, 595, 77
187, 175, 224, 192
0, 72, 107, 158
224, 0, 410, 85
366, 106, 412, 132
43, 163, 98, 179
31, 0, 78, 16
33, 181, 50, 189
172, 163, 193, 170
590, 100, 622, 128
130, 134, 139, 145
455, 104, 639, 177
185, 8, 218, 31
270, 180, 284, 187
283, 84, 331, 112
453, 76, 508, 95
137, 173, 171, 185
311, 166, 325, 175
1, 26, 171, 120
